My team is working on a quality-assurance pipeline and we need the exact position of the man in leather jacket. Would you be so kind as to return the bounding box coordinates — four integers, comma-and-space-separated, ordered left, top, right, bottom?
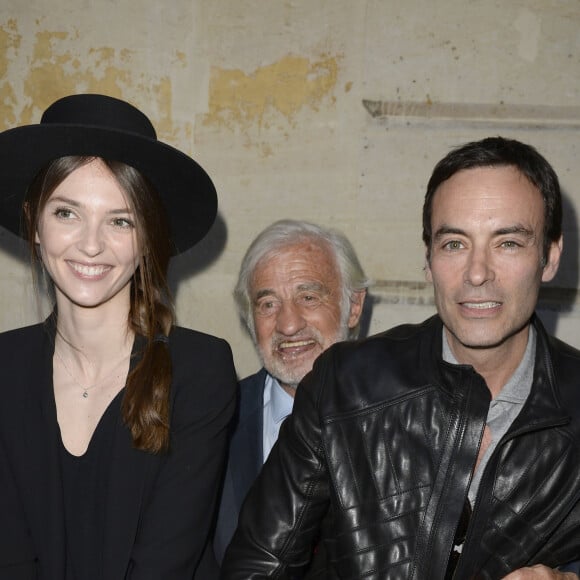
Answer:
221, 137, 580, 579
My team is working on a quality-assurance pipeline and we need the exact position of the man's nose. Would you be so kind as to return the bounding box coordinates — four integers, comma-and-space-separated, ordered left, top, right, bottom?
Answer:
275, 301, 307, 335
464, 246, 494, 286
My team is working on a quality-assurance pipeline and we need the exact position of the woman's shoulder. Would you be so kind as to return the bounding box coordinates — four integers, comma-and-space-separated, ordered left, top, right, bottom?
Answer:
167, 326, 237, 411
168, 325, 232, 354
168, 326, 236, 377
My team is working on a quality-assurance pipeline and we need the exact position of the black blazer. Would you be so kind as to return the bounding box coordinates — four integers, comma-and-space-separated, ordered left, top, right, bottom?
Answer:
0, 321, 237, 580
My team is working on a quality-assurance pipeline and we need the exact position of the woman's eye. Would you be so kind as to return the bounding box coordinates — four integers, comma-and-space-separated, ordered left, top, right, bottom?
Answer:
112, 217, 134, 229
54, 208, 75, 219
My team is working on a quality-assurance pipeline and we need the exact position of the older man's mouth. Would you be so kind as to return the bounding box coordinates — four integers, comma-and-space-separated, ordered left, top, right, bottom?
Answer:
277, 339, 317, 357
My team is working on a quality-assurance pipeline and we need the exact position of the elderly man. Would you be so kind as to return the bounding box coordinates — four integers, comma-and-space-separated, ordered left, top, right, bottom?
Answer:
222, 138, 580, 579
212, 219, 368, 567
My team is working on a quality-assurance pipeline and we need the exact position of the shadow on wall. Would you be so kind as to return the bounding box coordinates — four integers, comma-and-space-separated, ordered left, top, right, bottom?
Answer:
168, 212, 228, 297
538, 189, 579, 337
0, 227, 28, 263
358, 291, 375, 340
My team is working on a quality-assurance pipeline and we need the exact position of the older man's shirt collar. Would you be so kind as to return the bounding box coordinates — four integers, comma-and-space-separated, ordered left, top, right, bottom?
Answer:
262, 372, 295, 462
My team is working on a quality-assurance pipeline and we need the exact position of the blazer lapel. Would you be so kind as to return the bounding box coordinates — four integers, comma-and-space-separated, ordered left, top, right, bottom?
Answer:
101, 416, 152, 578
102, 336, 155, 578
230, 369, 266, 507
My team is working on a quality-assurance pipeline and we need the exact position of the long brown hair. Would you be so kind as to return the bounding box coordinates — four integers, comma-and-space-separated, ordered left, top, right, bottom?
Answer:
24, 156, 174, 453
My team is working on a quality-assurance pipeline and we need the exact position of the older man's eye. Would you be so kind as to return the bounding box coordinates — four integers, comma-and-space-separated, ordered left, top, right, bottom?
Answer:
256, 300, 280, 316
298, 294, 321, 307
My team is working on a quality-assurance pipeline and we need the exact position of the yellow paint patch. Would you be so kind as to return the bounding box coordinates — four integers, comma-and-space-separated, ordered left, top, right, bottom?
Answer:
0, 22, 184, 148
204, 54, 340, 129
0, 20, 22, 127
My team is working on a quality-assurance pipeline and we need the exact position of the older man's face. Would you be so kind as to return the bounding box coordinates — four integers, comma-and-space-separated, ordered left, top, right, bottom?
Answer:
251, 240, 363, 395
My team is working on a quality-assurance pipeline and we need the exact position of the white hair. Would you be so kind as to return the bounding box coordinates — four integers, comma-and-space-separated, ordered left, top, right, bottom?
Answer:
234, 219, 370, 340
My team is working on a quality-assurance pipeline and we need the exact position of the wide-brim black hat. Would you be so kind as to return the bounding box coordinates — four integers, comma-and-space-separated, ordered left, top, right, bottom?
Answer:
0, 93, 217, 254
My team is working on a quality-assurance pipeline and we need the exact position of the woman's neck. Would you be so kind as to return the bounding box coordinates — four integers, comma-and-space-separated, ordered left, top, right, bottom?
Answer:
54, 296, 134, 367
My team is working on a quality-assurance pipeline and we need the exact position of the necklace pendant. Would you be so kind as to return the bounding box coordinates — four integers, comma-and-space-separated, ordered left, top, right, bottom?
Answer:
83, 391, 89, 398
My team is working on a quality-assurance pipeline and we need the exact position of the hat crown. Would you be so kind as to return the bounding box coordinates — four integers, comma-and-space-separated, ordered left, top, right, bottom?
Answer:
41, 94, 157, 140
0, 93, 217, 254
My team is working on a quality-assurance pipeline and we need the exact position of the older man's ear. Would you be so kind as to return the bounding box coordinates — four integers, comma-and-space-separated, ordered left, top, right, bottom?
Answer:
347, 289, 367, 329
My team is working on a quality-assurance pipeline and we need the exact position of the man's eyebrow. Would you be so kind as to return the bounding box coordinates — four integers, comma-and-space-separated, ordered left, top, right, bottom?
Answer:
494, 225, 535, 238
254, 289, 276, 301
433, 226, 465, 241
433, 224, 535, 240
254, 282, 327, 301
296, 282, 325, 293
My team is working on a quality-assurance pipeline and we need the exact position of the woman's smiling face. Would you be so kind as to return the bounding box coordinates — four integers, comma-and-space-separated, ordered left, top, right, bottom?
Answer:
36, 158, 141, 311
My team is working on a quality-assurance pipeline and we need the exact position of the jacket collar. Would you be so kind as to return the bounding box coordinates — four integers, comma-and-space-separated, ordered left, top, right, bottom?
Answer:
423, 313, 569, 429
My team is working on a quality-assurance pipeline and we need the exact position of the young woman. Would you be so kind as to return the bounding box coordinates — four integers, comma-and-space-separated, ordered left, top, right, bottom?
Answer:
0, 94, 237, 579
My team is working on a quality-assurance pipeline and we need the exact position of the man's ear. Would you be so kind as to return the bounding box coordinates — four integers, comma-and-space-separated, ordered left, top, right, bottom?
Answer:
541, 236, 563, 283
347, 289, 367, 329
424, 251, 433, 283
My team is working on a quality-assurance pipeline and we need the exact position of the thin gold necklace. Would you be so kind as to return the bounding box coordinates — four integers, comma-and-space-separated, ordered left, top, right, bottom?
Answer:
54, 348, 130, 399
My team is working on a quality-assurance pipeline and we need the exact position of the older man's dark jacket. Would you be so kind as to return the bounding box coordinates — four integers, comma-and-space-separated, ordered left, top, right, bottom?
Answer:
221, 315, 580, 579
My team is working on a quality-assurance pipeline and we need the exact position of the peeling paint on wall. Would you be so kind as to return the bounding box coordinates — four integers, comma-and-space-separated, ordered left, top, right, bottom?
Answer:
0, 20, 22, 128
0, 21, 181, 144
203, 54, 340, 130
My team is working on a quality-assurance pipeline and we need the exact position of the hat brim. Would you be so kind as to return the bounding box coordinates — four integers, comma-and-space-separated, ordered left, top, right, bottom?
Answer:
0, 124, 217, 254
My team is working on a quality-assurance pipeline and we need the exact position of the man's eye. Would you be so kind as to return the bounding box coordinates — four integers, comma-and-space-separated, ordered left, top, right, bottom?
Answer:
443, 240, 462, 250
256, 300, 279, 316
501, 240, 520, 249
298, 294, 321, 306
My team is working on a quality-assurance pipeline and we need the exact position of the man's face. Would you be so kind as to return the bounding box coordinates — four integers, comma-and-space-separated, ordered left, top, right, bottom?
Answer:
251, 240, 364, 394
425, 165, 561, 364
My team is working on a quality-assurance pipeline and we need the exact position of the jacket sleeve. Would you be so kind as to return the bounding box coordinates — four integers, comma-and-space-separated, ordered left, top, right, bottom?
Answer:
127, 334, 237, 579
221, 357, 331, 579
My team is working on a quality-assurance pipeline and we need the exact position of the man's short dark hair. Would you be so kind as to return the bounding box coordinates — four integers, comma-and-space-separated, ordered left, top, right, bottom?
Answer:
422, 136, 562, 263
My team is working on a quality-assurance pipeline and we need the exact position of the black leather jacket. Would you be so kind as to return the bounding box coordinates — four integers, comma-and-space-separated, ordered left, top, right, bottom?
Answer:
222, 315, 580, 579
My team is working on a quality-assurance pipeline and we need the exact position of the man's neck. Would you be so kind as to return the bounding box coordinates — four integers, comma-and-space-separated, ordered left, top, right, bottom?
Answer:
444, 324, 532, 399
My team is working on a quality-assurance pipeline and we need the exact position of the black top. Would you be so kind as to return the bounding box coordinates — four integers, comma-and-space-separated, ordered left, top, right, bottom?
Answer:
60, 390, 124, 580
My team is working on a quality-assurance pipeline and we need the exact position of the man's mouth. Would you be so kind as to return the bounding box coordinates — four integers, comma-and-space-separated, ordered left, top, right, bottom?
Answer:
278, 339, 316, 349
461, 301, 501, 309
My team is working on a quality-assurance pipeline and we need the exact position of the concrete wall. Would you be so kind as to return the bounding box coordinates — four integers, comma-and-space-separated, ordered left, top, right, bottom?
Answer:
1, 1, 579, 378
